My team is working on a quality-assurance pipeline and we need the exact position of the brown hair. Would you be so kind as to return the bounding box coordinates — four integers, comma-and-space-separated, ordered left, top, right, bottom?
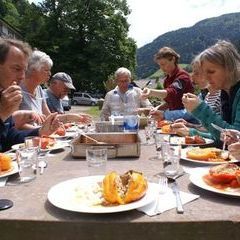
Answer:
0, 37, 32, 64
154, 47, 180, 64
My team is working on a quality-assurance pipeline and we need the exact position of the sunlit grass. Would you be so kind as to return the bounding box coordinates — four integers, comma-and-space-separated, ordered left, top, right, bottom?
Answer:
86, 106, 101, 120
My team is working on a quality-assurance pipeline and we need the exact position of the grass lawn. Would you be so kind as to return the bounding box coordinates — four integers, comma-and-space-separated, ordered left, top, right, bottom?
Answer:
85, 106, 101, 120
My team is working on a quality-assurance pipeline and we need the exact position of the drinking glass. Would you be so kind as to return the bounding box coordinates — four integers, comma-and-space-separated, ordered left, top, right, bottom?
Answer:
163, 144, 181, 177
143, 126, 154, 145
149, 133, 170, 161
16, 147, 38, 183
86, 148, 107, 175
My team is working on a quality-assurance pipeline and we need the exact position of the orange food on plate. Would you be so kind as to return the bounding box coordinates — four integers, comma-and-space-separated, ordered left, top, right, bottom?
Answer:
203, 163, 240, 189
161, 124, 172, 133
186, 147, 227, 161
157, 120, 172, 128
0, 153, 12, 171
54, 126, 66, 136
40, 137, 56, 149
185, 136, 206, 144
102, 170, 148, 205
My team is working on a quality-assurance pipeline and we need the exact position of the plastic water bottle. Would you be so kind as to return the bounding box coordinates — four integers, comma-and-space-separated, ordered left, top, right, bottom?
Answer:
123, 84, 139, 132
111, 90, 121, 116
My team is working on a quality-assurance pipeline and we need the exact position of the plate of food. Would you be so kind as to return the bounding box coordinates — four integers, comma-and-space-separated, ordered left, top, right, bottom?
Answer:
48, 171, 156, 213
181, 147, 237, 165
12, 137, 66, 152
189, 163, 240, 197
0, 153, 18, 178
170, 136, 214, 146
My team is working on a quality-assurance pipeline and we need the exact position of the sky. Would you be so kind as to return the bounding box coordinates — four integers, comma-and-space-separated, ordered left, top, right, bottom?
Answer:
29, 0, 240, 48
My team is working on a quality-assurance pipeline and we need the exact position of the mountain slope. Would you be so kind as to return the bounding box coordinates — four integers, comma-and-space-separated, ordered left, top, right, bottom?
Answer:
136, 12, 240, 78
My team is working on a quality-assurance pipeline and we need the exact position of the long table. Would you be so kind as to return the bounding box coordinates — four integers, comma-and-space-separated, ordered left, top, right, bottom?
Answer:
1, 143, 240, 240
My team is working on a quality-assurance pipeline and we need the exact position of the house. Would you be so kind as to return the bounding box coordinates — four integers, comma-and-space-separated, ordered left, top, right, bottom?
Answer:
0, 17, 23, 39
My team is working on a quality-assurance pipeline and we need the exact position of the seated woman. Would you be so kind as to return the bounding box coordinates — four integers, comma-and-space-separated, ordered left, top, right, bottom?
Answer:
174, 40, 240, 141
142, 46, 193, 111
19, 50, 92, 129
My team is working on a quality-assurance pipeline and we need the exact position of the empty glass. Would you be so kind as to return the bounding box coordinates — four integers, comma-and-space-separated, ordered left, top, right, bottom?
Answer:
163, 144, 181, 177
86, 148, 107, 175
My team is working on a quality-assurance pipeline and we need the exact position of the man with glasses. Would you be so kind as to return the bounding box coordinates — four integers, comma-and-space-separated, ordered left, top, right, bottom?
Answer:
100, 67, 152, 120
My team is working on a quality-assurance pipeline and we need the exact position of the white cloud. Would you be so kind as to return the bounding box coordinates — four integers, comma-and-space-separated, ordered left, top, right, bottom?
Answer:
127, 0, 240, 47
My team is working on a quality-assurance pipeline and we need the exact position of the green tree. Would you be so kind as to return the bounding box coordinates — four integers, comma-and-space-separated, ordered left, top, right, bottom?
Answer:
32, 0, 137, 93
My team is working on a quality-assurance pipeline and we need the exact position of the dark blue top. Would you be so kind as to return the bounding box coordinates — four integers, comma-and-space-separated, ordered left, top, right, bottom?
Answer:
0, 117, 39, 152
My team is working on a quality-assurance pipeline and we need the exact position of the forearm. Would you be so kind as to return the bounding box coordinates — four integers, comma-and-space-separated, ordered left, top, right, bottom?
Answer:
148, 89, 168, 99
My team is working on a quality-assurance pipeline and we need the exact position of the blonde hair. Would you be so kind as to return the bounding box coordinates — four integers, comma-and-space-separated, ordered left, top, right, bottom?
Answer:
199, 40, 240, 84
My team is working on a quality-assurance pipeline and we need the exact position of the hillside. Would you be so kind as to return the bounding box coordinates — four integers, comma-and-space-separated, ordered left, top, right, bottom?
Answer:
136, 12, 240, 79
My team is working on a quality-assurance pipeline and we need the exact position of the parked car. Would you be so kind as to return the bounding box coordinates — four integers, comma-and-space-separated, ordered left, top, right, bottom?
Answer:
72, 92, 99, 106
62, 95, 71, 111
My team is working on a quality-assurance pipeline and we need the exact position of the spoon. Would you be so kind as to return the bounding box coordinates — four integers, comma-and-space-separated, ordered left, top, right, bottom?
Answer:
38, 160, 47, 175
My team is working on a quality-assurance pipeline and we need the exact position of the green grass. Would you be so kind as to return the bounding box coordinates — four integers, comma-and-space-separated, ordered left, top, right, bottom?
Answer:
86, 106, 101, 120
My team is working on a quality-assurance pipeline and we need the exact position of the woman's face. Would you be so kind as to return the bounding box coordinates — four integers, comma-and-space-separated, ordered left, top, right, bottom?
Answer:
157, 58, 176, 75
202, 60, 229, 90
34, 63, 51, 84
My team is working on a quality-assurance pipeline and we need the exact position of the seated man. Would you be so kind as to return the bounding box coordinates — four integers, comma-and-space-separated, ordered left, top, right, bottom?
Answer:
0, 38, 60, 151
100, 67, 152, 120
45, 72, 75, 114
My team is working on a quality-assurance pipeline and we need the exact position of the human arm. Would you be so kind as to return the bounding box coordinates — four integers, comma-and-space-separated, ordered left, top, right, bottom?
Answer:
12, 110, 46, 129
57, 113, 92, 125
100, 93, 111, 121
141, 88, 168, 100
183, 93, 240, 140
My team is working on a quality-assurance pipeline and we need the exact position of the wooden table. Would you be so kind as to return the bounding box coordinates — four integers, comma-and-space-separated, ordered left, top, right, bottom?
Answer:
1, 143, 240, 240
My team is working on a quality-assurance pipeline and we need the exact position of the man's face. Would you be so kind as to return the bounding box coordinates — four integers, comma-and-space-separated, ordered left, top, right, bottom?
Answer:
0, 46, 28, 89
116, 74, 130, 93
51, 80, 70, 99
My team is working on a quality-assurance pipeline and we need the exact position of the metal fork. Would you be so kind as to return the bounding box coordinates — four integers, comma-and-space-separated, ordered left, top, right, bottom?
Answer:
154, 175, 168, 214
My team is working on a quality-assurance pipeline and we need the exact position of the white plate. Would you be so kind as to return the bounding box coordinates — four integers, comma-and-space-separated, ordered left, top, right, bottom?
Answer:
50, 131, 77, 139
189, 168, 240, 197
48, 176, 157, 213
11, 143, 24, 151
181, 148, 238, 165
170, 136, 214, 146
0, 162, 18, 178
11, 141, 66, 152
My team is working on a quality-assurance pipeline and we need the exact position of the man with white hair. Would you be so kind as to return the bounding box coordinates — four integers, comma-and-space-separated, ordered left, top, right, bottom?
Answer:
100, 67, 152, 120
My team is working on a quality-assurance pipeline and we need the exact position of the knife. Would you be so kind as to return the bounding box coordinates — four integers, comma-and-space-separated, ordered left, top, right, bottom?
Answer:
171, 180, 184, 214
211, 123, 225, 132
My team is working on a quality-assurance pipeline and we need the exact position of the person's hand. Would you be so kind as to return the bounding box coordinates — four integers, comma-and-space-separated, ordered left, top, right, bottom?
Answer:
149, 108, 164, 121
141, 88, 151, 100
220, 129, 240, 145
228, 142, 240, 160
171, 122, 190, 136
79, 113, 92, 124
12, 110, 47, 128
39, 113, 61, 136
182, 93, 201, 113
0, 83, 22, 121
174, 118, 188, 125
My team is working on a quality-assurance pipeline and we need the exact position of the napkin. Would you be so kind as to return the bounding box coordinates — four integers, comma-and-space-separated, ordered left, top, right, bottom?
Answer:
138, 187, 199, 216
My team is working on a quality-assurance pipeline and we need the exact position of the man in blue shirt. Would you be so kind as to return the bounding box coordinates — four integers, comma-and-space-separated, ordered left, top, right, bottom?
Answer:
0, 38, 60, 151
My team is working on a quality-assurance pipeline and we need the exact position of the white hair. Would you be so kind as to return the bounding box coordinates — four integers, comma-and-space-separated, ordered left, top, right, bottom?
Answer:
27, 50, 53, 74
114, 67, 131, 79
